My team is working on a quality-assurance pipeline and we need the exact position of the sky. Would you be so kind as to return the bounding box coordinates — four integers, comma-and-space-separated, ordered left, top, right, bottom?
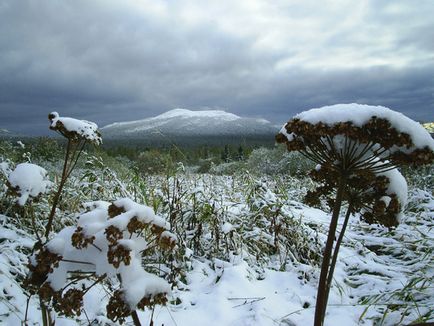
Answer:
0, 0, 433, 135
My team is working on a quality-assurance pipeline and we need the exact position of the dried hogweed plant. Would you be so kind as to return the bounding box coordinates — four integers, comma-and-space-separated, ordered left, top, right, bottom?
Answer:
23, 113, 102, 325
26, 199, 176, 325
276, 104, 434, 326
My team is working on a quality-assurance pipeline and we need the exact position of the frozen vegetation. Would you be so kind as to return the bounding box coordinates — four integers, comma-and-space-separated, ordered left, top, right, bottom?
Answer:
0, 106, 433, 326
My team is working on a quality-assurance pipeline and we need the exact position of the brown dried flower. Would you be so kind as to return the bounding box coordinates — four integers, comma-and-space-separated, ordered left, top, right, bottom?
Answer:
71, 226, 95, 249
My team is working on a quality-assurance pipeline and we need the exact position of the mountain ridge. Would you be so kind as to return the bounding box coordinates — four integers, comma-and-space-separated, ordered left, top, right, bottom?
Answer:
101, 109, 279, 146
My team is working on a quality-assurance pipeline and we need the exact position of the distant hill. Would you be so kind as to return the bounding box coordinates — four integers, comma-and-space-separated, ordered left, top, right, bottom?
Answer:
101, 109, 279, 146
0, 128, 24, 139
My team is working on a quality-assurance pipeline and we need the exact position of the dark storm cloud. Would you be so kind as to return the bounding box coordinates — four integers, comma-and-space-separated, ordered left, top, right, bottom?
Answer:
243, 66, 434, 124
0, 0, 433, 135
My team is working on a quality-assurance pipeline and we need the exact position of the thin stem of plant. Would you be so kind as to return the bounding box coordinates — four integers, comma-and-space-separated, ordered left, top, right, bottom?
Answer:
314, 175, 346, 326
44, 139, 72, 239
323, 204, 352, 316
131, 310, 142, 326
40, 297, 48, 326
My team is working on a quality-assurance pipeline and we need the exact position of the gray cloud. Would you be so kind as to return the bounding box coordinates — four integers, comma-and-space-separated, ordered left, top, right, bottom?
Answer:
0, 0, 433, 135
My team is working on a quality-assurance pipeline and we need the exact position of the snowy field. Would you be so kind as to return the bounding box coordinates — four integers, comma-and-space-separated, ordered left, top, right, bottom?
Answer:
1, 165, 433, 325
0, 105, 433, 325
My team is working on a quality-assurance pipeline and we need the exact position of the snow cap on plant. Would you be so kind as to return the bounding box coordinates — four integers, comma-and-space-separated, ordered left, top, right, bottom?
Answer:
48, 112, 102, 145
7, 163, 52, 206
276, 104, 434, 166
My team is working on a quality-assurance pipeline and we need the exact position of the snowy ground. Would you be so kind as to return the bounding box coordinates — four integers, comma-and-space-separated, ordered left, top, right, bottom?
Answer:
1, 183, 432, 326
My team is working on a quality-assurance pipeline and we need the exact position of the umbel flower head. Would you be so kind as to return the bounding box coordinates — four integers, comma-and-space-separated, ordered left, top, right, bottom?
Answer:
276, 103, 434, 226
276, 104, 434, 166
48, 111, 102, 145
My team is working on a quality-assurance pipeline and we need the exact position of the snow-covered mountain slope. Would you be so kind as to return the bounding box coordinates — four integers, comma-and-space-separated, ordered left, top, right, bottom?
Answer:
101, 109, 279, 143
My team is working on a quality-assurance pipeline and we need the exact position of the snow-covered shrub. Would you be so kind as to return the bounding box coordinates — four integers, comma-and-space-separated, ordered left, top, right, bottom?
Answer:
276, 103, 434, 326
0, 140, 30, 166
143, 173, 322, 275
135, 150, 174, 174
247, 146, 312, 176
209, 161, 244, 175
243, 178, 322, 268
25, 198, 176, 324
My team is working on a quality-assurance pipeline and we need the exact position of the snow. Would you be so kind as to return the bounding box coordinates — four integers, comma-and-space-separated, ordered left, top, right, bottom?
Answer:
120, 264, 171, 308
7, 163, 51, 205
109, 198, 170, 230
155, 108, 241, 121
49, 112, 102, 144
0, 161, 11, 175
379, 167, 408, 208
102, 108, 242, 129
292, 103, 434, 150
222, 222, 234, 234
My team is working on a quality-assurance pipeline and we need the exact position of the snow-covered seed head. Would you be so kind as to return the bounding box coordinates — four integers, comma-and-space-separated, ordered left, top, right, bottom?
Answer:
48, 111, 59, 120
276, 104, 426, 227
7, 163, 52, 206
127, 216, 147, 234
159, 231, 177, 249
108, 203, 125, 218
277, 104, 434, 167
71, 226, 95, 249
137, 292, 168, 309
24, 247, 62, 293
48, 112, 102, 145
107, 243, 132, 268
304, 163, 405, 226
106, 290, 133, 323
104, 225, 123, 244
55, 288, 84, 317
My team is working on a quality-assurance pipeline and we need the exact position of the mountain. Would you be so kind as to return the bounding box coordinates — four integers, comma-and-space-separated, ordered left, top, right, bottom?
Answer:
101, 109, 279, 146
0, 128, 23, 139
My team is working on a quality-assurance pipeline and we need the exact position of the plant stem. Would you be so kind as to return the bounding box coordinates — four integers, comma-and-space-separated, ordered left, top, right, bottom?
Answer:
44, 139, 71, 239
40, 297, 48, 326
131, 310, 142, 326
323, 204, 352, 316
314, 176, 346, 326
24, 295, 31, 325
